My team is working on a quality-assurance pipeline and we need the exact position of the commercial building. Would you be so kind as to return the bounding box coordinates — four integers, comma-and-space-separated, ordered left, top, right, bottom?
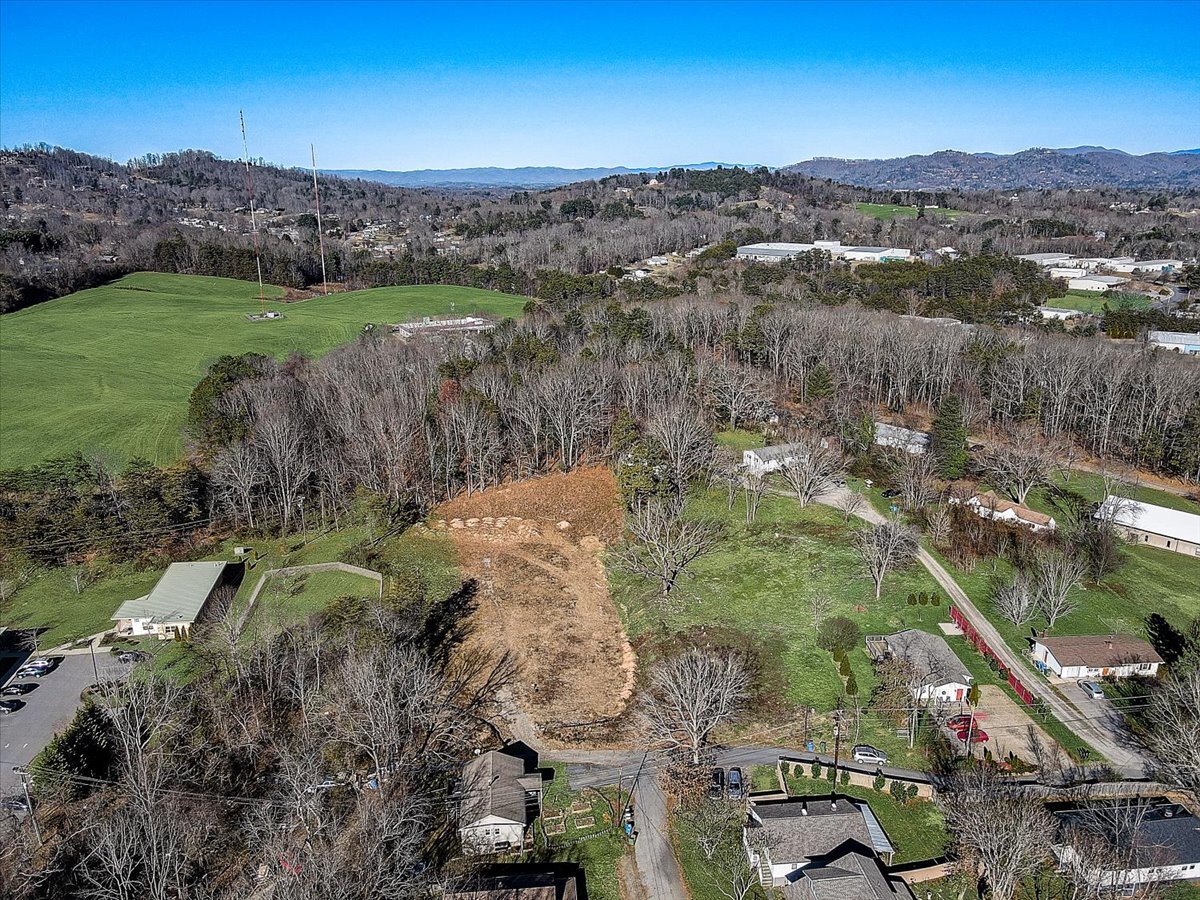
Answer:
736, 242, 817, 262
1095, 496, 1200, 557
1148, 331, 1200, 355
1032, 635, 1163, 680
392, 316, 494, 340
1017, 252, 1075, 267
1037, 306, 1084, 320
736, 241, 912, 265
111, 561, 240, 639
1068, 275, 1129, 293
1110, 259, 1184, 275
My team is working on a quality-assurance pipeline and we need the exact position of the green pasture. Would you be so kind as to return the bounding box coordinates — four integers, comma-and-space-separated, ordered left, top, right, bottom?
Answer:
0, 272, 525, 468
854, 203, 965, 221
1046, 289, 1153, 315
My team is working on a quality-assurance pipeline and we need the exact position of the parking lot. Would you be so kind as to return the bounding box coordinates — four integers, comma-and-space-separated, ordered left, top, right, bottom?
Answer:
0, 654, 103, 799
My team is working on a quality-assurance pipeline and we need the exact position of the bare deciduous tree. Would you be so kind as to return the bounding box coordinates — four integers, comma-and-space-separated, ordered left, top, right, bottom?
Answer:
854, 520, 918, 600
647, 401, 715, 496
808, 591, 834, 630
742, 470, 767, 525
890, 448, 939, 509
993, 570, 1038, 627
619, 500, 724, 596
839, 490, 867, 524
778, 433, 844, 507
1146, 667, 1200, 796
1033, 551, 1087, 628
981, 431, 1060, 505
939, 767, 1053, 900
640, 648, 749, 765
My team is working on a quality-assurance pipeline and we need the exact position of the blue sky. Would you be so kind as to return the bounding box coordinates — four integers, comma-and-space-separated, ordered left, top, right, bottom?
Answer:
1, 0, 1197, 169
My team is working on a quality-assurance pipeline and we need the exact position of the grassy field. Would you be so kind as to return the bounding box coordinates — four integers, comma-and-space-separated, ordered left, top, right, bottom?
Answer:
854, 202, 965, 221
1047, 289, 1153, 315
1030, 469, 1200, 516
611, 488, 951, 713
0, 272, 527, 469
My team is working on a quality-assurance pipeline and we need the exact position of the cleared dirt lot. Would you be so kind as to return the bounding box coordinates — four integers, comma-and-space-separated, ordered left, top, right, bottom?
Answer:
430, 467, 635, 737
972, 685, 1072, 769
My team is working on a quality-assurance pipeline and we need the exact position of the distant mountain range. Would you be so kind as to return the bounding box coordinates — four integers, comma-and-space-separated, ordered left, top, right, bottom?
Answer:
328, 161, 756, 189
782, 147, 1200, 190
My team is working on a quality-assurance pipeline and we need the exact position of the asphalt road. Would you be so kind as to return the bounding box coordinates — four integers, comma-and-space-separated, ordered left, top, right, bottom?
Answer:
0, 654, 100, 799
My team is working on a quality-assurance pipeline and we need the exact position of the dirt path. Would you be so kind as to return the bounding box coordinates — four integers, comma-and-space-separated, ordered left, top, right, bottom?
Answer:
433, 468, 636, 737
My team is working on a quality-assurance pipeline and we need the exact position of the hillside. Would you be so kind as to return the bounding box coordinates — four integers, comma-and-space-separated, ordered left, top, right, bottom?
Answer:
784, 147, 1200, 190
0, 273, 525, 468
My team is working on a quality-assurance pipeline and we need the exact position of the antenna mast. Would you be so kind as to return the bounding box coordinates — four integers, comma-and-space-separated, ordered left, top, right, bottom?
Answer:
310, 144, 329, 296
239, 110, 266, 312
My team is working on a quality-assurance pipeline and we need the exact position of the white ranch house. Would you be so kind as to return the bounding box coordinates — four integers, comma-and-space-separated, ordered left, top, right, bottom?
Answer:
1032, 635, 1163, 680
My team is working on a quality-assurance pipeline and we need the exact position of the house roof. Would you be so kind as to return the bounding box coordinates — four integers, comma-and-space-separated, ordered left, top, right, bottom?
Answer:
446, 871, 578, 900
749, 799, 875, 864
111, 561, 229, 624
782, 845, 914, 900
971, 491, 1055, 527
1035, 635, 1163, 668
1095, 496, 1200, 544
748, 442, 805, 463
1054, 803, 1200, 870
873, 423, 930, 449
461, 748, 540, 828
885, 629, 971, 688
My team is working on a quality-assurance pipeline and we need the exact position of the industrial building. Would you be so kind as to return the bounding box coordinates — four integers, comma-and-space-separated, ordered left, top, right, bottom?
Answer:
1148, 331, 1200, 355
736, 241, 912, 265
1068, 274, 1128, 293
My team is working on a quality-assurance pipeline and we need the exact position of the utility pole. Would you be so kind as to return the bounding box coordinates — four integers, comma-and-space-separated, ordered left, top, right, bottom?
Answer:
310, 144, 329, 296
831, 708, 843, 792
15, 767, 42, 846
239, 110, 266, 313
88, 637, 100, 684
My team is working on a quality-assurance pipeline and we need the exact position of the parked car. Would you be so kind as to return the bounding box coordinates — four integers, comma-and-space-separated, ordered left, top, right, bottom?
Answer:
0, 683, 37, 697
0, 699, 26, 715
881, 488, 901, 499
1080, 681, 1105, 700
957, 727, 989, 744
13, 667, 51, 679
946, 714, 977, 732
708, 767, 724, 799
726, 767, 744, 800
117, 651, 150, 664
852, 744, 888, 765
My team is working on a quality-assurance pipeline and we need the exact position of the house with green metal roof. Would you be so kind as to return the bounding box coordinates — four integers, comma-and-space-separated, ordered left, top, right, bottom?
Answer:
111, 561, 238, 639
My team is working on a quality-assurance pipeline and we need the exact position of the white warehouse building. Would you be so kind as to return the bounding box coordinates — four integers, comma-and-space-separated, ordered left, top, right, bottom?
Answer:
1068, 275, 1128, 293
1148, 331, 1200, 355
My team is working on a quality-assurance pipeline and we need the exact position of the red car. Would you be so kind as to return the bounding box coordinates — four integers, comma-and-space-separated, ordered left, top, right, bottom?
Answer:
946, 714, 977, 731
956, 727, 989, 744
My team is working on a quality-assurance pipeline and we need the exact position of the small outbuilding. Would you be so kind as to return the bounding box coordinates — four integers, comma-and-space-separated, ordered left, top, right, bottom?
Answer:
1031, 634, 1163, 680
873, 423, 930, 455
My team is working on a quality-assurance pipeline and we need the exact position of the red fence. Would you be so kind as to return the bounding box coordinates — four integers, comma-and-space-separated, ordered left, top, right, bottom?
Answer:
950, 605, 1034, 706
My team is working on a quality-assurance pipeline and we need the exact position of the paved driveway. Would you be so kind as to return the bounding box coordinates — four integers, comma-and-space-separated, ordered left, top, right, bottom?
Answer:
0, 654, 103, 799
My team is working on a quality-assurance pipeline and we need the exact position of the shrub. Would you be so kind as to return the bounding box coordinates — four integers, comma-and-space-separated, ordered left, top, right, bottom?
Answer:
840, 770, 850, 787
918, 593, 928, 606
817, 616, 861, 654
907, 593, 917, 606
889, 780, 906, 801
907, 783, 919, 801
873, 773, 886, 792
811, 762, 822, 779
845, 674, 858, 696
826, 766, 836, 782
839, 656, 852, 678
930, 594, 941, 607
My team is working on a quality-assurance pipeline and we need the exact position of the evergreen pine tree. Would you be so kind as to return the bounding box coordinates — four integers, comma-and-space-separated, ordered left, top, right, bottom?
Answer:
931, 394, 968, 478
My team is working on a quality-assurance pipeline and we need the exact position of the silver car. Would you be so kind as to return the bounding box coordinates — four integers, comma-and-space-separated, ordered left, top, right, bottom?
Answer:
1080, 681, 1105, 700
852, 744, 888, 765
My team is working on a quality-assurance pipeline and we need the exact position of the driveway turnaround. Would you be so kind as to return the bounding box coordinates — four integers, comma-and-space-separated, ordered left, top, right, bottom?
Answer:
0, 655, 101, 799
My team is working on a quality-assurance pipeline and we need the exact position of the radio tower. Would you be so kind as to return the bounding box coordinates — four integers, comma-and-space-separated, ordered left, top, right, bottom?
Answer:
239, 110, 267, 313
310, 144, 329, 296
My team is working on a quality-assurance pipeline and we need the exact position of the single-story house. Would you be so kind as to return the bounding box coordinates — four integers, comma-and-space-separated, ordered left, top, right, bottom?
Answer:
876, 629, 973, 704
1095, 496, 1200, 557
1068, 274, 1129, 293
459, 746, 544, 855
1031, 635, 1163, 680
1052, 801, 1200, 890
1148, 331, 1200, 355
744, 442, 804, 474
873, 423, 930, 455
965, 491, 1056, 532
111, 561, 240, 639
445, 864, 580, 900
744, 797, 902, 890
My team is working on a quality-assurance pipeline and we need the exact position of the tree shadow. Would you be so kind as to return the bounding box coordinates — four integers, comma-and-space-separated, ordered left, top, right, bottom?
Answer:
419, 578, 479, 666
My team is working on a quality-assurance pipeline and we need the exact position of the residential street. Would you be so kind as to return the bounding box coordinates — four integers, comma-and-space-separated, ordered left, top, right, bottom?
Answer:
817, 485, 1149, 778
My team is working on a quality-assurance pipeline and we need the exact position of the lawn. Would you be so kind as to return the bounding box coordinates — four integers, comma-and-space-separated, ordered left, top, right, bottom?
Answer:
780, 769, 949, 864
854, 203, 965, 221
610, 488, 953, 713
1028, 470, 1200, 516
250, 569, 381, 625
0, 272, 527, 469
1046, 289, 1153, 315
714, 429, 766, 452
